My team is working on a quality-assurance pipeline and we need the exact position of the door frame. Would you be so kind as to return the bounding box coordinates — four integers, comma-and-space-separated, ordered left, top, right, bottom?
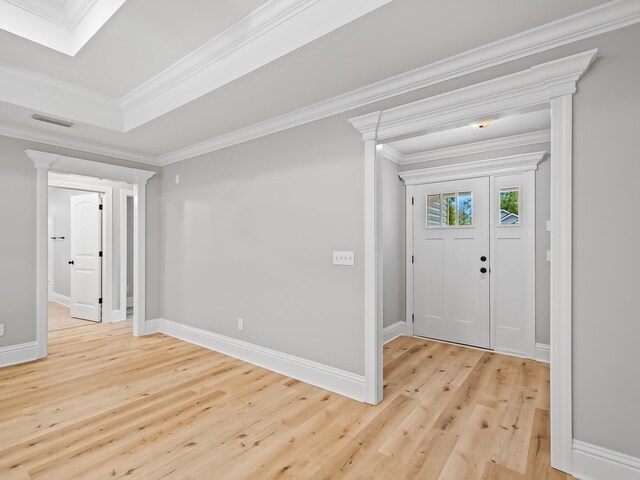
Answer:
349, 49, 597, 474
27, 149, 155, 358
117, 188, 135, 322
398, 152, 545, 357
48, 175, 112, 323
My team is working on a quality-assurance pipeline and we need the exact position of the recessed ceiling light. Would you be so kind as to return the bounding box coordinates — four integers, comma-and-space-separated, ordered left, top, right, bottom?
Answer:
471, 120, 493, 129
32, 114, 74, 128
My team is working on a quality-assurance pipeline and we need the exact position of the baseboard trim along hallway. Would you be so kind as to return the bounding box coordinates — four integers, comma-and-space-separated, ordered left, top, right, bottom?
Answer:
0, 341, 38, 367
146, 318, 366, 402
573, 440, 640, 480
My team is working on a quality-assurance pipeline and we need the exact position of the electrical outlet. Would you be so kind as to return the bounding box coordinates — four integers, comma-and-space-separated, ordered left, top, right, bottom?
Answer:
0, 324, 4, 336
333, 251, 355, 266
237, 318, 243, 331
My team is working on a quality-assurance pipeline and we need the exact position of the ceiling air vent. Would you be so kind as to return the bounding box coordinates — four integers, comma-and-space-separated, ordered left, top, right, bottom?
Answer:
32, 114, 74, 128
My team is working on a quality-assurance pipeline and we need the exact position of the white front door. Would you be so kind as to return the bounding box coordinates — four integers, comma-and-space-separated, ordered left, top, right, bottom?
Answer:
70, 193, 102, 322
413, 177, 490, 348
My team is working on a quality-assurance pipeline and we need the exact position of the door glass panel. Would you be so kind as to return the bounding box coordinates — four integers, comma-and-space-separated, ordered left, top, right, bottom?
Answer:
427, 194, 441, 226
499, 188, 520, 225
443, 193, 456, 226
458, 191, 473, 226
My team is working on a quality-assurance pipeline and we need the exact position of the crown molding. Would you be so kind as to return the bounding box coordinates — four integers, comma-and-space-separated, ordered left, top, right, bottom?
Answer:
156, 0, 639, 164
0, 122, 157, 165
382, 130, 551, 165
351, 49, 597, 142
398, 151, 547, 185
119, 0, 392, 131
0, 0, 637, 138
0, 0, 127, 55
0, 60, 123, 130
0, 0, 637, 164
26, 149, 155, 183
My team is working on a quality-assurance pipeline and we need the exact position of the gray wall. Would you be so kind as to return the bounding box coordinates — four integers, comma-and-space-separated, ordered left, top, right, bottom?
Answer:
379, 157, 406, 329
398, 143, 552, 345
48, 187, 93, 299
160, 115, 365, 374
570, 25, 640, 458
0, 135, 161, 349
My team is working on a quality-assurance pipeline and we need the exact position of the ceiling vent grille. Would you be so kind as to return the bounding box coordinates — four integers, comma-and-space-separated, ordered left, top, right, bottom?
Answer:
32, 114, 74, 128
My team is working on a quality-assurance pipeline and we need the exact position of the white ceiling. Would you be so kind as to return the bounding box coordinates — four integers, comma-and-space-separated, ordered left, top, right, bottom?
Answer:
386, 110, 551, 156
0, 0, 620, 165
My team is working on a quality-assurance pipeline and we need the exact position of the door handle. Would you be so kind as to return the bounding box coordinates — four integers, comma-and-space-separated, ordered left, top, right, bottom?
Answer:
480, 267, 487, 274
68, 260, 74, 265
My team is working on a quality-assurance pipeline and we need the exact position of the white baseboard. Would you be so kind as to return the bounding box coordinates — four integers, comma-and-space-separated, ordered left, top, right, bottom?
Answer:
143, 318, 164, 335
573, 440, 640, 480
0, 341, 39, 368
110, 309, 127, 322
535, 343, 550, 363
51, 293, 71, 307
154, 319, 365, 402
383, 321, 406, 345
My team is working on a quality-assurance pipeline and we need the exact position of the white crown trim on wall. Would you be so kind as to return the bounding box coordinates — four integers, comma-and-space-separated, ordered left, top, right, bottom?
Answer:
381, 130, 551, 165
0, 0, 638, 164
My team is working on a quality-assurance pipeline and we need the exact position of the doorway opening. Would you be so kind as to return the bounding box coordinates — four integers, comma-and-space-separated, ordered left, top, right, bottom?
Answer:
349, 49, 597, 473
47, 172, 136, 336
28, 149, 155, 358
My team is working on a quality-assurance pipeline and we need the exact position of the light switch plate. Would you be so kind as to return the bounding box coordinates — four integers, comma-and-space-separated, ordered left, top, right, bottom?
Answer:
175, 174, 180, 184
0, 324, 4, 336
546, 220, 551, 232
546, 250, 551, 262
333, 251, 355, 266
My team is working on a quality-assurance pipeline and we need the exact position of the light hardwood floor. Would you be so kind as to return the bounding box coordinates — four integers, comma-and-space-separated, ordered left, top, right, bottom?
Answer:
0, 322, 573, 479
48, 301, 97, 331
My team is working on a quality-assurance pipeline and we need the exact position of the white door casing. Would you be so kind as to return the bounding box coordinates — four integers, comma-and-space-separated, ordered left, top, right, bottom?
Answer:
413, 177, 490, 348
69, 193, 102, 321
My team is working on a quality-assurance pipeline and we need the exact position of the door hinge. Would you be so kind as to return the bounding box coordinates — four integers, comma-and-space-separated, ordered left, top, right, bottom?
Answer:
99, 251, 103, 257
412, 314, 414, 323
411, 196, 414, 205
98, 298, 103, 304
411, 255, 414, 264
99, 204, 103, 211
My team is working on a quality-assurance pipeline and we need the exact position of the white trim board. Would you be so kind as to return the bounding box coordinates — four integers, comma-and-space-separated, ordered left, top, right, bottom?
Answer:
0, 341, 38, 368
51, 293, 71, 307
382, 130, 551, 166
398, 151, 547, 185
383, 322, 406, 345
0, 0, 638, 163
156, 319, 366, 402
349, 49, 597, 474
0, 0, 127, 56
118, 188, 135, 322
573, 441, 640, 480
535, 343, 550, 363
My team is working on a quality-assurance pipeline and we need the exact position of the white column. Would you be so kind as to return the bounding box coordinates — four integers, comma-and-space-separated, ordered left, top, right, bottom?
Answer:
549, 92, 574, 473
363, 133, 382, 405
28, 152, 59, 359
133, 180, 146, 336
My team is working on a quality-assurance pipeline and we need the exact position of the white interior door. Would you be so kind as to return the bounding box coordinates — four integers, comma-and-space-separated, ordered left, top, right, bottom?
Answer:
70, 193, 102, 321
413, 177, 490, 348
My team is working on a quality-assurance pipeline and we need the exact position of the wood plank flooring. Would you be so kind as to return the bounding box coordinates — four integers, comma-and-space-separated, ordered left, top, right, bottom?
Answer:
0, 322, 573, 479
48, 301, 98, 331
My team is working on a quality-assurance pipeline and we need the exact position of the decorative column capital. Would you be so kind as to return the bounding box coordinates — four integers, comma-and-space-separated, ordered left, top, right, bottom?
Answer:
25, 150, 59, 170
